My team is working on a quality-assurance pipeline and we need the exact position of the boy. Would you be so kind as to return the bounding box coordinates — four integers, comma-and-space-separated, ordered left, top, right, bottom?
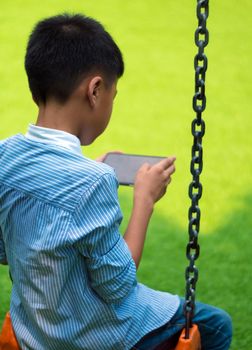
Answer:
0, 13, 232, 350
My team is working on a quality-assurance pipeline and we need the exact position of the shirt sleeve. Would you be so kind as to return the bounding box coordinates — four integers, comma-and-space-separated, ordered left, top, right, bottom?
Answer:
0, 139, 8, 264
73, 172, 136, 304
0, 226, 7, 264
0, 138, 8, 156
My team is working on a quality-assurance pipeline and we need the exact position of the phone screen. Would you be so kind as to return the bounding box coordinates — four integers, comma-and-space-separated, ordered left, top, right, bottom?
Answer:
103, 153, 166, 186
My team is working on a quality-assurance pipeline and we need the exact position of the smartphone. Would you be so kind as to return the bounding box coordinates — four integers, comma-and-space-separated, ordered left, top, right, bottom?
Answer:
103, 153, 166, 186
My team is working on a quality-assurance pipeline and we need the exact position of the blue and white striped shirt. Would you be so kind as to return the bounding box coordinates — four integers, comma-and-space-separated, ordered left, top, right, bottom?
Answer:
0, 124, 179, 350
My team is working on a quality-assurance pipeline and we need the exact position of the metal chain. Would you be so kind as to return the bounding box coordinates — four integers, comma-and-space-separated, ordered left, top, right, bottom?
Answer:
184, 0, 209, 339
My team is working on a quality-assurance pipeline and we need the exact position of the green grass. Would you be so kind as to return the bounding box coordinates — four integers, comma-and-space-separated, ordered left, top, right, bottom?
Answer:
0, 1, 252, 349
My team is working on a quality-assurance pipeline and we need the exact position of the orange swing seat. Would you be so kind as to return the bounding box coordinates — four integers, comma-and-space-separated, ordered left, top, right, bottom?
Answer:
0, 313, 20, 350
173, 324, 201, 350
0, 312, 201, 350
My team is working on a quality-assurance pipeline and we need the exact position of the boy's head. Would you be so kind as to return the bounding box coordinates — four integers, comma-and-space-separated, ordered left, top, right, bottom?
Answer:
25, 13, 124, 105
25, 13, 124, 145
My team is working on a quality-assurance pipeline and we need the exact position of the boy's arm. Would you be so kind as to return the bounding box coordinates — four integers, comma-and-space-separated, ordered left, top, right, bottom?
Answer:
0, 140, 8, 265
0, 226, 8, 265
73, 157, 175, 304
73, 172, 136, 305
124, 157, 176, 268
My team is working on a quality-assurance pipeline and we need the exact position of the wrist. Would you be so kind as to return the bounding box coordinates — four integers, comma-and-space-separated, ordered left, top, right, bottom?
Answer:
133, 193, 154, 214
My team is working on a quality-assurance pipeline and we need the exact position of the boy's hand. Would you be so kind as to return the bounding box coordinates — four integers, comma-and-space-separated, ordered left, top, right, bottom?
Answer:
124, 156, 176, 268
134, 156, 176, 206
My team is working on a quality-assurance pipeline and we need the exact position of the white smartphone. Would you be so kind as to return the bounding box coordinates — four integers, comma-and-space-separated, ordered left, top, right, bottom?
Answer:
103, 153, 166, 186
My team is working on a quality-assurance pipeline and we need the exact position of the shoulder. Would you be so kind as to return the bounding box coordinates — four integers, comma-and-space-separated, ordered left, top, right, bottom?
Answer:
75, 157, 119, 199
81, 156, 116, 179
0, 140, 6, 158
0, 134, 119, 210
0, 135, 18, 157
51, 152, 119, 210
0, 137, 9, 152
73, 160, 122, 233
5, 133, 118, 187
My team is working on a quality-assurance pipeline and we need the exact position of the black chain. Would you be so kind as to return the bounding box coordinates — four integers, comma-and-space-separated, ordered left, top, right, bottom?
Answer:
184, 0, 209, 339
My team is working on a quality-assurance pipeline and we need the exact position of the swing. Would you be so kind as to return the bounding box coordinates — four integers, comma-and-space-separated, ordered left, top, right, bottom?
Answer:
168, 1, 209, 349
0, 313, 20, 350
0, 1, 209, 349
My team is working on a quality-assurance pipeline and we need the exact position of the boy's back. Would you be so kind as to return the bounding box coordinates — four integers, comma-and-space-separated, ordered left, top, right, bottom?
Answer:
0, 127, 179, 349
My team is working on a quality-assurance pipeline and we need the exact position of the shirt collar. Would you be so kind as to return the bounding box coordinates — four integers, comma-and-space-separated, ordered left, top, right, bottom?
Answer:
25, 124, 82, 155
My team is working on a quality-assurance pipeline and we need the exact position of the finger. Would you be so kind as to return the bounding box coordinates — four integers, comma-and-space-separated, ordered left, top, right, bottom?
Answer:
163, 164, 176, 178
156, 156, 176, 170
138, 162, 151, 171
96, 151, 124, 162
110, 150, 124, 154
96, 154, 107, 162
161, 186, 167, 198
165, 177, 172, 186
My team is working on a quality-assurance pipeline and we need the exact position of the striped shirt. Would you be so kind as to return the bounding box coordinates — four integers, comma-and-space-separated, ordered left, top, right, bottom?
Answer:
0, 124, 179, 350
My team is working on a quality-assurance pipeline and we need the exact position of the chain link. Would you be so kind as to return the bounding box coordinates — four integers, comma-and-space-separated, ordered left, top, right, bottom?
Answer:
184, 0, 209, 339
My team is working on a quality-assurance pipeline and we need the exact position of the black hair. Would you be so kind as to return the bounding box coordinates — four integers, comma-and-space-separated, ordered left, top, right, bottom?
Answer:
25, 13, 124, 104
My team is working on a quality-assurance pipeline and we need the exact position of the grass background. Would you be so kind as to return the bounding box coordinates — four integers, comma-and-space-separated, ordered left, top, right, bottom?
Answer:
0, 1, 252, 349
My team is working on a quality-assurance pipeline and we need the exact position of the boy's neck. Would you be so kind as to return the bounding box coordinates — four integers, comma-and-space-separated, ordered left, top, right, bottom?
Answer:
34, 93, 94, 146
36, 102, 81, 137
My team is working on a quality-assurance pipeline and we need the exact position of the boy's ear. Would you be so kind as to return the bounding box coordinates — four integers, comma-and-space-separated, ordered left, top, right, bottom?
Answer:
87, 76, 103, 108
